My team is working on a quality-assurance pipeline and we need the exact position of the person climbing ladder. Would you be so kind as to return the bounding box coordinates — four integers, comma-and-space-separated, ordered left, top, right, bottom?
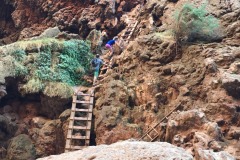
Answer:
91, 54, 108, 85
105, 37, 119, 60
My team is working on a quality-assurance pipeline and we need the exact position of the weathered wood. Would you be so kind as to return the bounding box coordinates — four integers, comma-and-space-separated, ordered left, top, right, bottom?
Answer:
74, 108, 91, 112
139, 104, 180, 141
65, 89, 95, 152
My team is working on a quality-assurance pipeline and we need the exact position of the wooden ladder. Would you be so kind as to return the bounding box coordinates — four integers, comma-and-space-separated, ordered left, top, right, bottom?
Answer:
65, 89, 94, 152
120, 4, 143, 45
122, 19, 139, 44
139, 105, 180, 142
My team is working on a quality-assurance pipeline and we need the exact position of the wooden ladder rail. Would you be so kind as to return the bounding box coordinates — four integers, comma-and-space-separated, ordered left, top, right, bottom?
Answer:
117, 5, 144, 75
139, 104, 180, 141
125, 20, 140, 44
64, 89, 95, 152
85, 89, 94, 146
122, 4, 144, 44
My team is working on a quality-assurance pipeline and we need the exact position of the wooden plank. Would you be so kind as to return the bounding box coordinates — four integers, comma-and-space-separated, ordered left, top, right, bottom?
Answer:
89, 96, 94, 110
72, 102, 77, 111
151, 134, 159, 142
146, 134, 153, 140
85, 131, 91, 146
90, 89, 95, 96
74, 100, 93, 104
152, 128, 159, 134
70, 116, 92, 121
67, 135, 90, 140
128, 23, 135, 27
65, 140, 71, 150
76, 93, 91, 96
71, 126, 91, 130
85, 121, 91, 146
70, 112, 75, 120
66, 119, 74, 142
65, 89, 95, 152
74, 108, 91, 112
87, 114, 93, 121
73, 95, 77, 99
139, 104, 180, 141
66, 129, 73, 138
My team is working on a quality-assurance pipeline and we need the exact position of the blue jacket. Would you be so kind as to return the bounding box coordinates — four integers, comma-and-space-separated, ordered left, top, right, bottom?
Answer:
92, 58, 103, 70
106, 40, 115, 46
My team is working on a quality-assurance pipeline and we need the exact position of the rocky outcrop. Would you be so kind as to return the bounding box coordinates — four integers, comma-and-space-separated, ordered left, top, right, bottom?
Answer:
38, 140, 194, 160
34, 120, 65, 157
7, 134, 36, 160
0, 0, 142, 44
0, 101, 67, 159
30, 27, 61, 40
92, 0, 240, 157
195, 149, 236, 160
0, 115, 18, 142
0, 0, 240, 159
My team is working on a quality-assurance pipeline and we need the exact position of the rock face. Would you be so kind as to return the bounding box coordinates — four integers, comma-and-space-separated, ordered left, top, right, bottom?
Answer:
38, 140, 194, 160
7, 134, 36, 160
0, 0, 142, 44
93, 0, 240, 158
34, 120, 65, 157
0, 0, 240, 159
0, 115, 18, 142
195, 149, 236, 160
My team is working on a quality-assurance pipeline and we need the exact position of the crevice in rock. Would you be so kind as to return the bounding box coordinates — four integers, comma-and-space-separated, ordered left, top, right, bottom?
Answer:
0, 0, 15, 39
90, 115, 96, 146
0, 0, 14, 20
236, 106, 240, 112
0, 78, 21, 107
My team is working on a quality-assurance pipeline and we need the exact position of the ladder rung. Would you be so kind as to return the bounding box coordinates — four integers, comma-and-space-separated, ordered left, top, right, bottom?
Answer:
129, 23, 135, 27
71, 126, 91, 130
146, 134, 153, 140
73, 109, 92, 112
151, 134, 159, 142
76, 93, 91, 96
67, 135, 90, 140
70, 116, 92, 121
74, 100, 93, 104
152, 128, 158, 134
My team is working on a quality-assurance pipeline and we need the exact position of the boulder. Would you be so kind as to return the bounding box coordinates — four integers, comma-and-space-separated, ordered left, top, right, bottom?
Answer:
35, 120, 65, 157
59, 109, 71, 122
86, 29, 103, 54
195, 149, 236, 160
221, 72, 240, 99
166, 110, 207, 142
7, 134, 36, 160
37, 140, 193, 160
0, 115, 18, 140
226, 126, 240, 140
31, 27, 61, 40
31, 117, 48, 128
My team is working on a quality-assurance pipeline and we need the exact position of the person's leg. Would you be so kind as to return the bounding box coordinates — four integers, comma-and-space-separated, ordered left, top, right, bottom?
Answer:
93, 69, 100, 85
110, 45, 113, 54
